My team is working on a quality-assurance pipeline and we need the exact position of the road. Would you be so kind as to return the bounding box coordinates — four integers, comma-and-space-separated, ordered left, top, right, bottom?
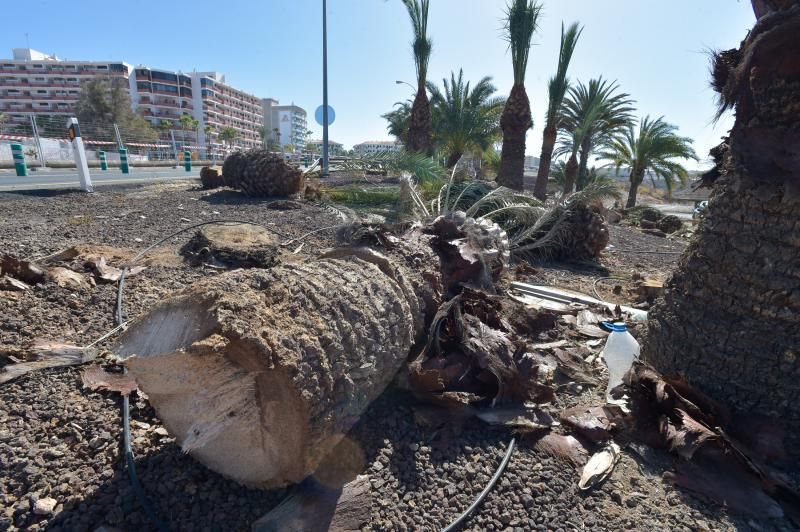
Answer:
653, 203, 694, 220
0, 167, 200, 191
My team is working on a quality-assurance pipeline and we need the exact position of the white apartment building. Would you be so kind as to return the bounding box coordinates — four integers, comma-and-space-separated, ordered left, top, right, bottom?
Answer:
353, 140, 403, 156
130, 67, 263, 152
0, 48, 294, 156
262, 99, 307, 150
306, 139, 344, 156
0, 48, 132, 130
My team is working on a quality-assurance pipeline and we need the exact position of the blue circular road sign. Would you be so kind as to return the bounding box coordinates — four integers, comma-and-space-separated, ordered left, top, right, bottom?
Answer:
315, 105, 336, 126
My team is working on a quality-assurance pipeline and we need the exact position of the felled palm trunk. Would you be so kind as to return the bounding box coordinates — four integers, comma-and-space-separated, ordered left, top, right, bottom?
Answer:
644, 4, 800, 463
533, 124, 557, 200
116, 218, 511, 488
498, 84, 532, 191
117, 236, 441, 488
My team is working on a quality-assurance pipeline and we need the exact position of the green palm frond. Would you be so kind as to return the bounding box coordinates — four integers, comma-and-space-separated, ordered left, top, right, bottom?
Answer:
596, 115, 697, 204
503, 0, 543, 84
557, 77, 635, 189
381, 100, 413, 143
401, 0, 432, 87
565, 181, 621, 205
339, 151, 446, 184
426, 69, 505, 166
545, 22, 583, 127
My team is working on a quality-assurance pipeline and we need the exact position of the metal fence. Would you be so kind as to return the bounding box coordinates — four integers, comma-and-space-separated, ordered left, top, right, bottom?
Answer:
0, 113, 225, 168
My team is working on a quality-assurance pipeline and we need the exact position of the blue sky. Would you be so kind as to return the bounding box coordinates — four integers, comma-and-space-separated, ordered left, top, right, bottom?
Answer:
2, 1, 755, 167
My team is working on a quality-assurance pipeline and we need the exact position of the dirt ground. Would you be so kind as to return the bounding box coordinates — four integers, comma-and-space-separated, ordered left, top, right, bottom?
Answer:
0, 181, 790, 531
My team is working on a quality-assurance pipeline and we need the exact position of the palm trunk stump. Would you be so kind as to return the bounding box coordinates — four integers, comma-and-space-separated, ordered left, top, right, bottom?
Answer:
117, 243, 440, 488
643, 4, 800, 463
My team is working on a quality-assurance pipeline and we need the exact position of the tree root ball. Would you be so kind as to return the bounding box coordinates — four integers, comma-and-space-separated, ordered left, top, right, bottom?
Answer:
656, 215, 683, 234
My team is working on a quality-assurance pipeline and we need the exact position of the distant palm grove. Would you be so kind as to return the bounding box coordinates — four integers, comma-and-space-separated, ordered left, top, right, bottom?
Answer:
385, 0, 698, 207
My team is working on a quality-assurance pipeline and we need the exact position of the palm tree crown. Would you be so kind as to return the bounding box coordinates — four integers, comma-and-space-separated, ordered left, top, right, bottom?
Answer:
533, 21, 583, 200
427, 69, 505, 167
598, 115, 698, 207
544, 23, 583, 129
496, 0, 542, 190
557, 77, 635, 191
504, 0, 542, 85
401, 0, 431, 90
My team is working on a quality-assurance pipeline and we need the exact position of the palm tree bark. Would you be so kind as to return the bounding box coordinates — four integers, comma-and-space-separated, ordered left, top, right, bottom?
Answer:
533, 124, 557, 200
498, 84, 532, 191
562, 153, 579, 195
625, 170, 643, 208
576, 135, 592, 190
446, 151, 463, 169
407, 88, 432, 154
644, 4, 800, 463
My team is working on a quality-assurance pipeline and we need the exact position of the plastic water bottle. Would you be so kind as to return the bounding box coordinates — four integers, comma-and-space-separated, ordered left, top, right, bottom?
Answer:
601, 322, 640, 402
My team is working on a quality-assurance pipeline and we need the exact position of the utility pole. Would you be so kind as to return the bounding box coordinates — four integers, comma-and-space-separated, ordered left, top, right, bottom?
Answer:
322, 0, 329, 178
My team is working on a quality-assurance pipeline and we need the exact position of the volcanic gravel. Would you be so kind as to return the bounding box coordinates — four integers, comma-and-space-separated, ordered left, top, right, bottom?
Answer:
0, 181, 784, 531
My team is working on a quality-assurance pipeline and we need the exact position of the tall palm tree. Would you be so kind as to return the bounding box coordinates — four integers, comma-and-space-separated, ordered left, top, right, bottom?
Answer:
558, 77, 635, 193
644, 1, 800, 462
598, 116, 697, 207
532, 22, 583, 200
427, 69, 505, 168
400, 0, 433, 154
497, 0, 542, 191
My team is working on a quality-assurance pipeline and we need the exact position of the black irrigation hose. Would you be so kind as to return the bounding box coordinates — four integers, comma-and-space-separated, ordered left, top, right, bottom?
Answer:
113, 219, 515, 532
441, 438, 516, 532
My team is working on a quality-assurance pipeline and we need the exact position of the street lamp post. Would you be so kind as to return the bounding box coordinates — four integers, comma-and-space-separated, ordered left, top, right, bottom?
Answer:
322, 0, 330, 178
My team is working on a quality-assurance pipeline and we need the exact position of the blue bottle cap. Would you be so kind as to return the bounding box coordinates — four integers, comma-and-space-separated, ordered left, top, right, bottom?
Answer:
602, 321, 627, 332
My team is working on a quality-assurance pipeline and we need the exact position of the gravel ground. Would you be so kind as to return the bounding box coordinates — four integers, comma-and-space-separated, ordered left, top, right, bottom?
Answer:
0, 181, 786, 531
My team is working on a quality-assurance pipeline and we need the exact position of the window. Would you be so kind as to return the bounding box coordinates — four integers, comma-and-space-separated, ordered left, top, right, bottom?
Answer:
39, 103, 48, 106
110, 64, 124, 72
37, 90, 46, 94
151, 71, 178, 83
97, 65, 108, 70
32, 64, 43, 69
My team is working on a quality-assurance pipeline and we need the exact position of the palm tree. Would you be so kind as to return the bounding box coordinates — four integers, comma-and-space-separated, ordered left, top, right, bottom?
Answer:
644, 2, 800, 463
400, 0, 433, 153
204, 124, 216, 160
558, 77, 635, 193
427, 69, 505, 168
381, 99, 413, 145
497, 0, 542, 191
532, 22, 583, 200
179, 113, 195, 148
219, 126, 238, 153
598, 116, 697, 207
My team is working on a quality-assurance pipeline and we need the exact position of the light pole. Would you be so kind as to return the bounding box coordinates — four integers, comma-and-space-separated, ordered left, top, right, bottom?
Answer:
322, 0, 330, 178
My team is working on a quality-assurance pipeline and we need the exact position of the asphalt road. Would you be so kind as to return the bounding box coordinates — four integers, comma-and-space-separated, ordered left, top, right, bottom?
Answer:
0, 167, 200, 191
